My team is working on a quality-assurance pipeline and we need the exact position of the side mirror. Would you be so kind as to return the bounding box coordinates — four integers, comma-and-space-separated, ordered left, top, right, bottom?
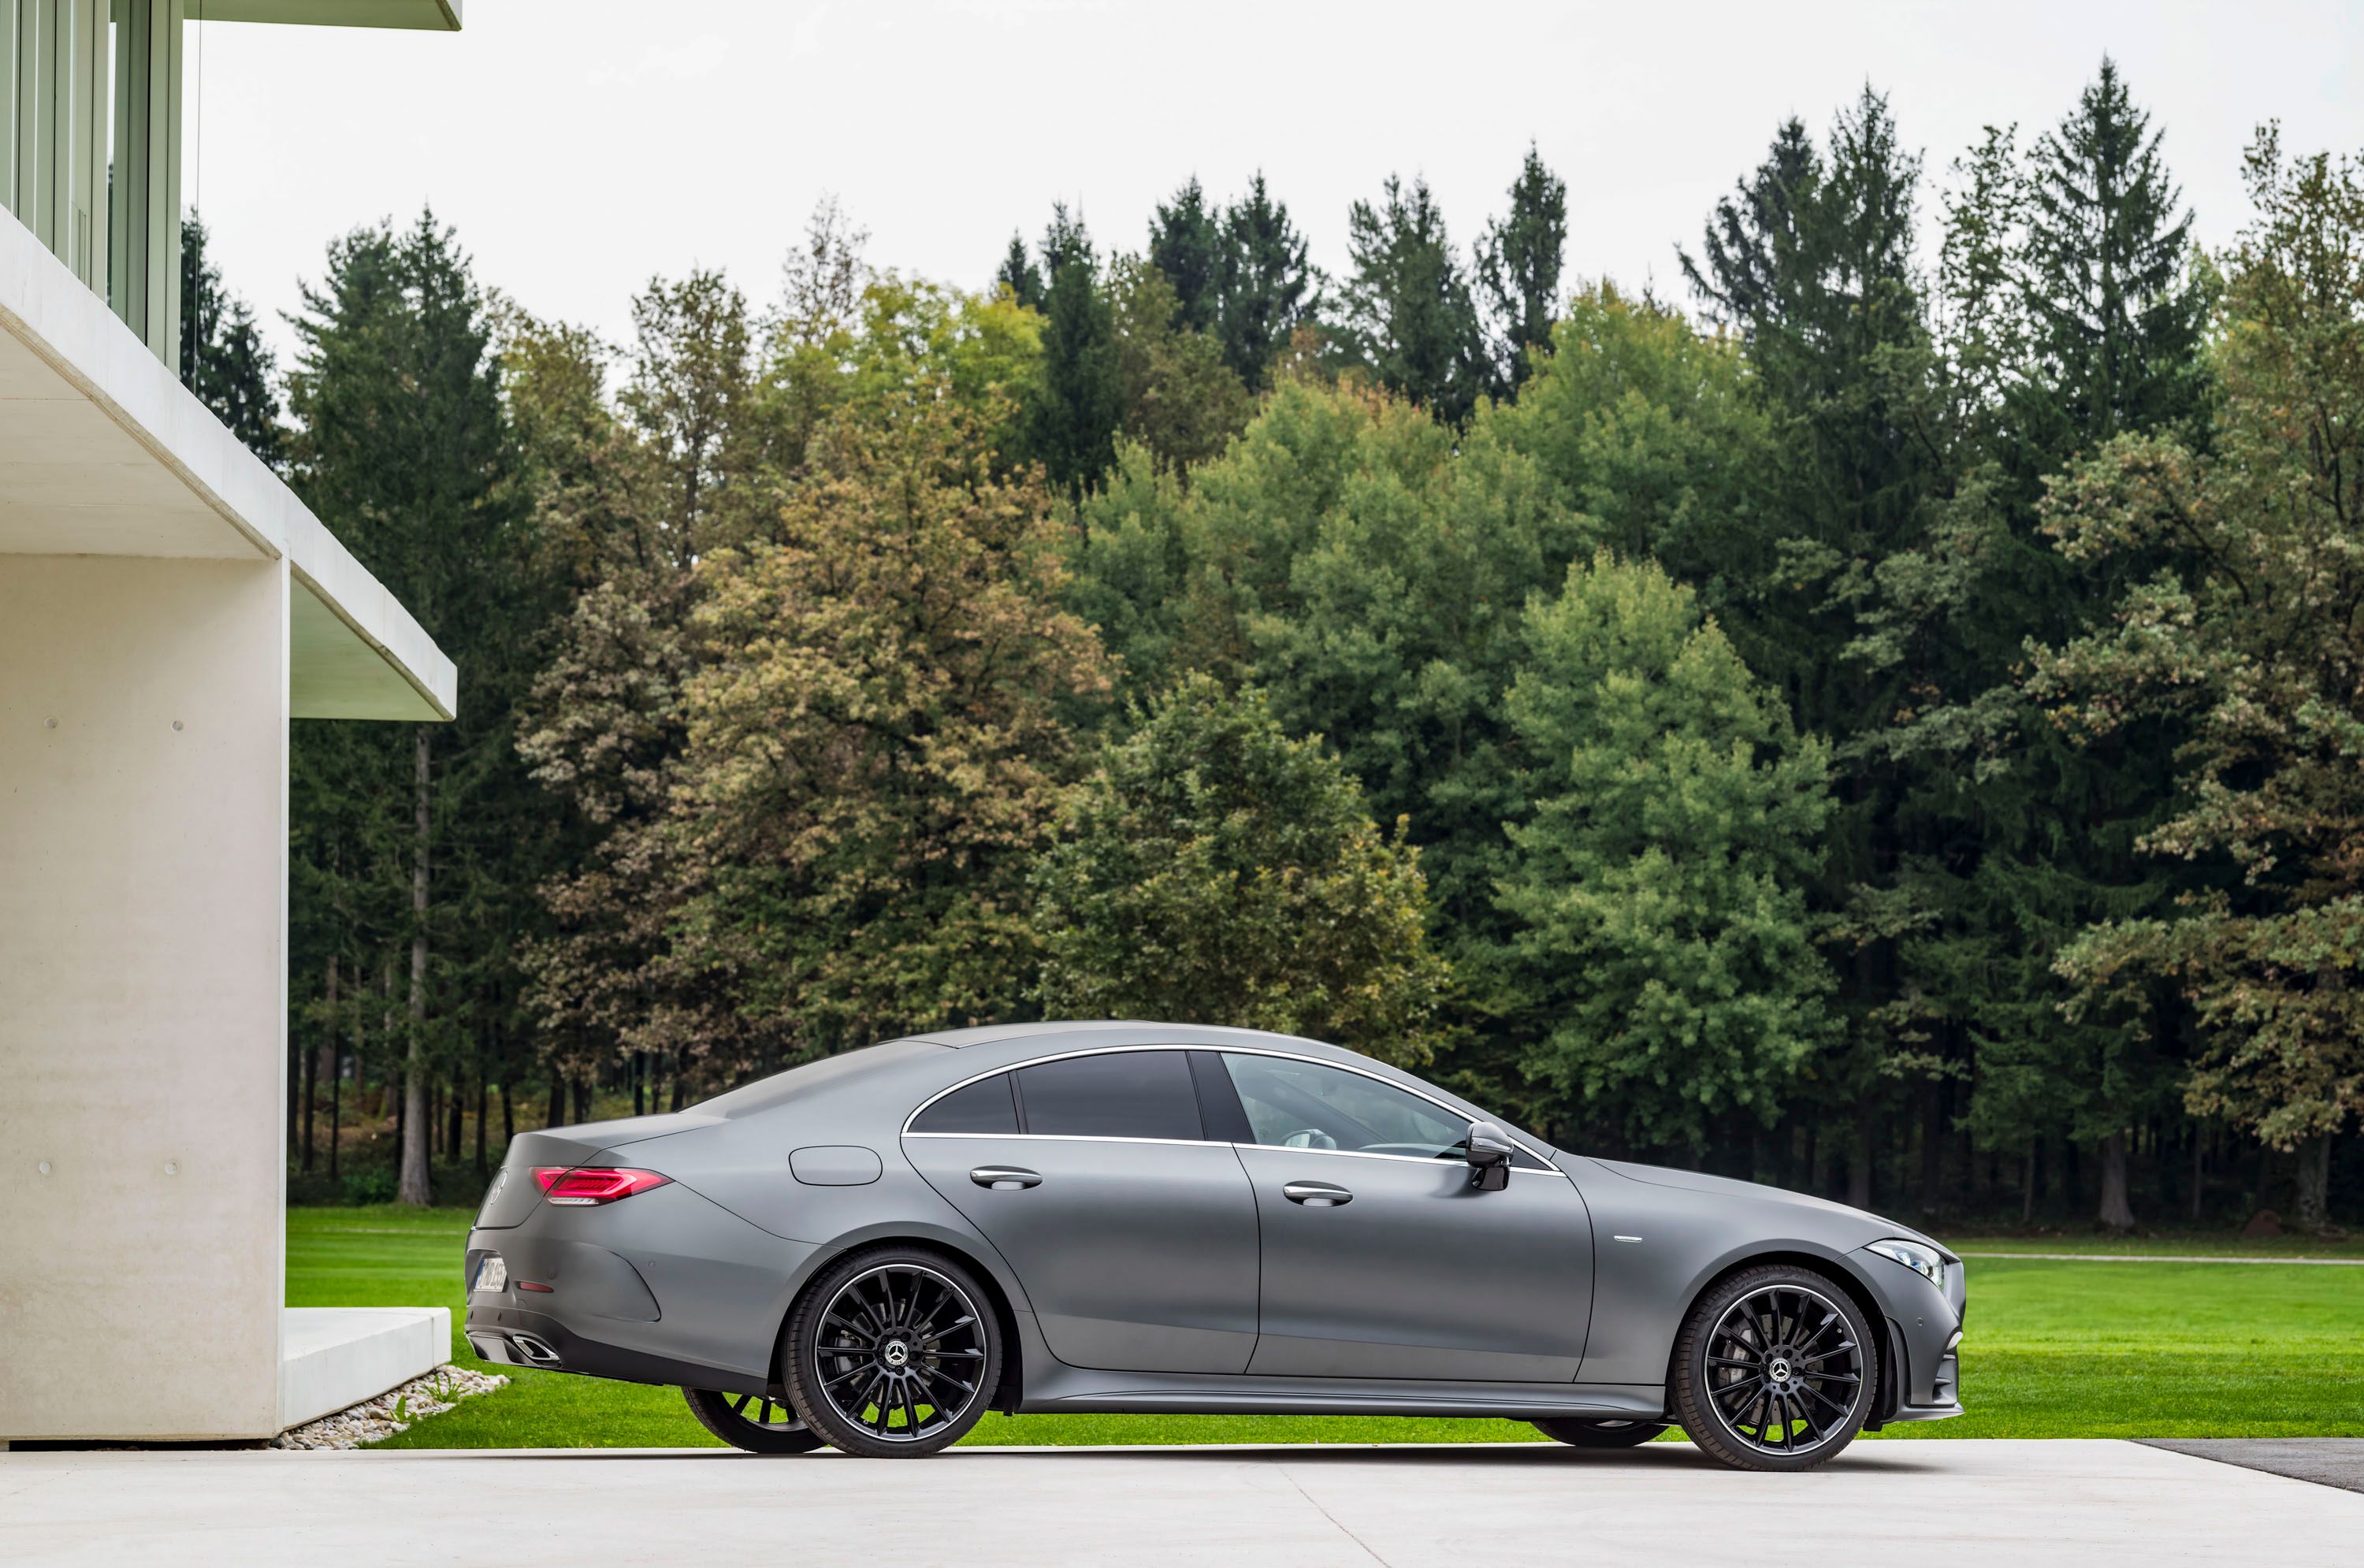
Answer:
1466, 1120, 1513, 1191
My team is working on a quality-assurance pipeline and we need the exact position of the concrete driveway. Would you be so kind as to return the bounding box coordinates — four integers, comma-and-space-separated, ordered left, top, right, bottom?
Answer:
5, 1440, 2358, 1566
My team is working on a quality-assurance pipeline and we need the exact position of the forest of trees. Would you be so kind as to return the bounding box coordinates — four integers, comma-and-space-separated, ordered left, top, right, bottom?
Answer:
184, 60, 2362, 1231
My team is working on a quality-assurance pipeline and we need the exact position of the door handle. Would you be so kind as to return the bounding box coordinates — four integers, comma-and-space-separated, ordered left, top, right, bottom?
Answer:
970, 1166, 1041, 1190
1282, 1181, 1352, 1207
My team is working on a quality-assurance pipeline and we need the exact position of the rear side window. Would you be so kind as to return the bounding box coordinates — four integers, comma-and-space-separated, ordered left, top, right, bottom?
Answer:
1016, 1051, 1202, 1141
910, 1074, 1019, 1135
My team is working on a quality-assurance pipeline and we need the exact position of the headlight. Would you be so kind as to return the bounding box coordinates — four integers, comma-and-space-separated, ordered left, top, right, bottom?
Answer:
1868, 1237, 1949, 1290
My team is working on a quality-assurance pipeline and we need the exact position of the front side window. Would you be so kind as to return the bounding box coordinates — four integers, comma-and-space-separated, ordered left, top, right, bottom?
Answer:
1015, 1050, 1202, 1141
1221, 1054, 1470, 1158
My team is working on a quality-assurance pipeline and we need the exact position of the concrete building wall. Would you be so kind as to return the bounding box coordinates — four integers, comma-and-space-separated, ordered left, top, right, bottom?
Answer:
0, 552, 288, 1440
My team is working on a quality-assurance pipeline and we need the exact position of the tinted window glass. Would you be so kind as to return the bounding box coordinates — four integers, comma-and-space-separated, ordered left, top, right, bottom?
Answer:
1017, 1051, 1202, 1141
1223, 1054, 1470, 1157
910, 1074, 1020, 1135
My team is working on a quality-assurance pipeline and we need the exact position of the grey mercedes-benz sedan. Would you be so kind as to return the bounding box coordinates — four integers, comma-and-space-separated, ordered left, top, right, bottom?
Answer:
464, 1022, 1964, 1470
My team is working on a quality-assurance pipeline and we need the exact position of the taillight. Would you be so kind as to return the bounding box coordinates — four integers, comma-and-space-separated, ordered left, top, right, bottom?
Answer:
532, 1166, 672, 1206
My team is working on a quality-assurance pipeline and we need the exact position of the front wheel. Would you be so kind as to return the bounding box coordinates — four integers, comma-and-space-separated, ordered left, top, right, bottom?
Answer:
1669, 1263, 1878, 1473
681, 1386, 825, 1455
780, 1245, 1002, 1458
1533, 1417, 1669, 1448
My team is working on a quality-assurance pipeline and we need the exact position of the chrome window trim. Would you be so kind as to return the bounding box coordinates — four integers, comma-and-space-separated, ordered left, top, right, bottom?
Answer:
898, 1041, 1561, 1173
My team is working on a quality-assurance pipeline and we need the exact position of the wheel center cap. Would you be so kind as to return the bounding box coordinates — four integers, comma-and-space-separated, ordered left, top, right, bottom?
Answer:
1769, 1357, 1793, 1382
882, 1339, 910, 1368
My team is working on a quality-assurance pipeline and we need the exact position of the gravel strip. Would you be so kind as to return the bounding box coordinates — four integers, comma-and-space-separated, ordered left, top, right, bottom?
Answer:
273, 1365, 510, 1450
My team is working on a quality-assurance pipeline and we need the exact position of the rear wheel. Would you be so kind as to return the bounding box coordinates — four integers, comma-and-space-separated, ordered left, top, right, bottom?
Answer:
1532, 1417, 1669, 1448
1670, 1263, 1877, 1473
780, 1245, 1002, 1458
681, 1386, 824, 1455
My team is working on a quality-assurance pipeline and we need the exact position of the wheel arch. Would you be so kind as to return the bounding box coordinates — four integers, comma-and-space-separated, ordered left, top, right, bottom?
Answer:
768, 1231, 1028, 1414
1662, 1248, 1894, 1414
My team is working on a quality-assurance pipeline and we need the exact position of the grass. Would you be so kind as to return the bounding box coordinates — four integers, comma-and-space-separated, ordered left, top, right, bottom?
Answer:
288, 1206, 2364, 1448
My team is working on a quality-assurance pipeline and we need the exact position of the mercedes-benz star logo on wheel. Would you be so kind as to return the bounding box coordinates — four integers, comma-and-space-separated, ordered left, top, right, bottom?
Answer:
883, 1339, 910, 1368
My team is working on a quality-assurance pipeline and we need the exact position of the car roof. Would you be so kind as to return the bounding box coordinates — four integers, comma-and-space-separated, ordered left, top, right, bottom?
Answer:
896, 1020, 1336, 1051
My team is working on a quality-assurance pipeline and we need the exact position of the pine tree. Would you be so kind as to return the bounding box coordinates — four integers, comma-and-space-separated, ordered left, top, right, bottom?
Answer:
1342, 174, 1489, 423
287, 210, 536, 1204
1476, 143, 1568, 396
994, 231, 1044, 310
2019, 57, 2210, 466
1216, 173, 1320, 392
1147, 175, 1223, 334
179, 213, 284, 467
1026, 204, 1121, 496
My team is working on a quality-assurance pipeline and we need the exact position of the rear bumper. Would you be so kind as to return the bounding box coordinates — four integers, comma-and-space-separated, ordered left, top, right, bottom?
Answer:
463, 1300, 774, 1398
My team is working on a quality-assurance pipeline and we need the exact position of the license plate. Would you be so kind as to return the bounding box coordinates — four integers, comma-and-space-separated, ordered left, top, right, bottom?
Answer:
473, 1254, 507, 1294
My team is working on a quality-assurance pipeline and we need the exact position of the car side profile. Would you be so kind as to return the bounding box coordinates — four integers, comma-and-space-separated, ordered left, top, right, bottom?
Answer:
463, 1022, 1964, 1470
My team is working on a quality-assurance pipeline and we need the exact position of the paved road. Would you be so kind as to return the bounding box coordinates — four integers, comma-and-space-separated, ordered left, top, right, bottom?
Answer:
6, 1440, 2359, 1566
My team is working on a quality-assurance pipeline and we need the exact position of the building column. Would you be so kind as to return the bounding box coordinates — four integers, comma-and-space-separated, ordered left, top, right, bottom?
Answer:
0, 551, 288, 1440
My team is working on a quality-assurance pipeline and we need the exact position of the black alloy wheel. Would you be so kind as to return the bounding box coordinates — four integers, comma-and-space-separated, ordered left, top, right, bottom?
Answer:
781, 1245, 1002, 1458
681, 1385, 826, 1455
1531, 1417, 1671, 1449
1671, 1263, 1876, 1472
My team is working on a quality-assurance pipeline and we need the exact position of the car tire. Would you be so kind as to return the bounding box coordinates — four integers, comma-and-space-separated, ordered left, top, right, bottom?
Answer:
1670, 1262, 1879, 1473
780, 1243, 1002, 1458
1531, 1417, 1670, 1448
681, 1386, 826, 1455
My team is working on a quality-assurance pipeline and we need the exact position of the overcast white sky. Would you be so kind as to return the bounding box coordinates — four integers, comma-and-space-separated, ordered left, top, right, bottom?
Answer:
183, 0, 2364, 364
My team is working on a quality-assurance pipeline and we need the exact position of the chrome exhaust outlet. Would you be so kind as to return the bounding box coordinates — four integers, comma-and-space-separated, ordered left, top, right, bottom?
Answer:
510, 1333, 563, 1365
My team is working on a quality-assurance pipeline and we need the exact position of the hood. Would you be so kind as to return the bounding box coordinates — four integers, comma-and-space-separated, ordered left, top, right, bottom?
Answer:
1585, 1157, 1942, 1251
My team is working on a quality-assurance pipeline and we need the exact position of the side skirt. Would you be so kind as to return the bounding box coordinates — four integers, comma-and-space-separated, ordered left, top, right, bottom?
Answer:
1016, 1365, 1667, 1421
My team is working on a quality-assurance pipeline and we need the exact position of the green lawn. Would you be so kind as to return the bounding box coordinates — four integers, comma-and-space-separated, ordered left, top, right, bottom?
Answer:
289, 1206, 2364, 1448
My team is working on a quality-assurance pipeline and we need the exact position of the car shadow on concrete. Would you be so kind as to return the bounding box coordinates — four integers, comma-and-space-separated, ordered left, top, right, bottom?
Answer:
423, 1441, 1939, 1473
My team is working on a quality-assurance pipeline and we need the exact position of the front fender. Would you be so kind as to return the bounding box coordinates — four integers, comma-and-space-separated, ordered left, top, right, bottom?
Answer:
1567, 1158, 1894, 1388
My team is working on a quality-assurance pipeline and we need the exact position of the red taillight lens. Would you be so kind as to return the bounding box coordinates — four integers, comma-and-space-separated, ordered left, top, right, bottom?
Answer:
531, 1166, 672, 1206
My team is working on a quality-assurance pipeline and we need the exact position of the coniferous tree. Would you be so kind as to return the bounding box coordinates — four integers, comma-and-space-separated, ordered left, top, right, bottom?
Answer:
1216, 173, 1320, 391
1026, 204, 1122, 495
1476, 143, 1569, 396
179, 214, 284, 467
1147, 176, 1224, 334
994, 231, 1044, 310
288, 211, 536, 1205
2018, 57, 2210, 467
1342, 174, 1489, 423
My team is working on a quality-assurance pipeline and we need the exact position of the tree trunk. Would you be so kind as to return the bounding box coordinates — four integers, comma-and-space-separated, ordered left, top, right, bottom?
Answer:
474, 1061, 489, 1180
2191, 1124, 2206, 1221
327, 1039, 343, 1183
671, 1051, 686, 1113
632, 1050, 645, 1118
303, 956, 332, 1172
500, 1076, 514, 1147
1847, 1114, 1873, 1211
547, 1064, 566, 1131
2021, 1139, 2036, 1224
1919, 1083, 1942, 1218
447, 1070, 463, 1159
573, 1075, 592, 1124
2098, 1130, 2135, 1232
2293, 1135, 2332, 1232
397, 728, 433, 1208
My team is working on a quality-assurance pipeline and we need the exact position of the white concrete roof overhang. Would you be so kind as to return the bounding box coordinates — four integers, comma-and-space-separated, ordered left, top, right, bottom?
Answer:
0, 210, 456, 723
198, 1, 463, 30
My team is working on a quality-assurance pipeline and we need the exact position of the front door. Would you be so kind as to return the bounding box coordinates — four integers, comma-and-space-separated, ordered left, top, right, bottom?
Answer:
1220, 1052, 1595, 1381
902, 1049, 1261, 1375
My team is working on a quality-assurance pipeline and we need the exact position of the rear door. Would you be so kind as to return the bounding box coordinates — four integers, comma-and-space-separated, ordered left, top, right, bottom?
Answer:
1219, 1051, 1596, 1382
901, 1048, 1261, 1375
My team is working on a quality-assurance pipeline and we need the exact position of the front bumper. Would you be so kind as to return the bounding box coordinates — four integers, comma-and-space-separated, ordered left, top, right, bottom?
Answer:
1854, 1243, 1968, 1425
